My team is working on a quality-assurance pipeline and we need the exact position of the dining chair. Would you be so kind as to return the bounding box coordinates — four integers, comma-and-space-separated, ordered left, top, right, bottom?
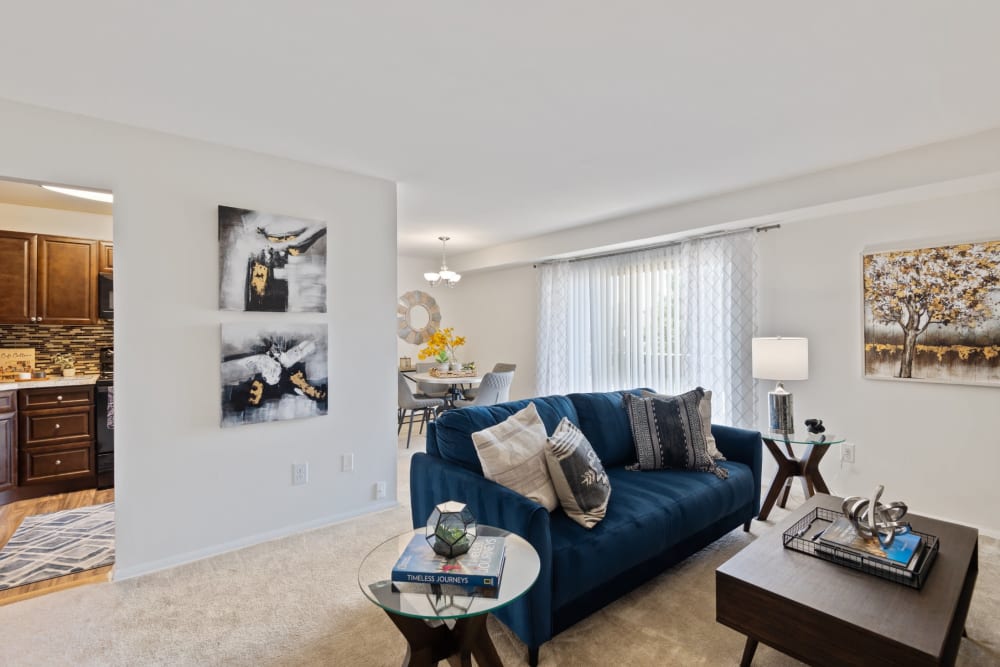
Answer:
453, 371, 514, 408
413, 362, 450, 400
461, 362, 517, 400
398, 372, 445, 448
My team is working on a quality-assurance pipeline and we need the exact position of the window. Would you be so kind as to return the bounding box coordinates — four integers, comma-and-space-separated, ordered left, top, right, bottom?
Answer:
537, 230, 758, 426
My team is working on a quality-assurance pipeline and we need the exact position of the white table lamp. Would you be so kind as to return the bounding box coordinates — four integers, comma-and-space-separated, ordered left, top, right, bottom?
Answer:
752, 337, 808, 434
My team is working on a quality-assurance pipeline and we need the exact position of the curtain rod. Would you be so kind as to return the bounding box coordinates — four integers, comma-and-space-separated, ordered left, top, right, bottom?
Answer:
533, 223, 780, 266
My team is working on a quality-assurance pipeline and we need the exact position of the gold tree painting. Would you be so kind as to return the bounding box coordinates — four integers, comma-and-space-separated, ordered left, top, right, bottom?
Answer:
863, 239, 1000, 385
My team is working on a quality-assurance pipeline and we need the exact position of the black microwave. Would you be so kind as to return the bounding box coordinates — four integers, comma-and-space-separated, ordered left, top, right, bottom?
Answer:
98, 272, 114, 320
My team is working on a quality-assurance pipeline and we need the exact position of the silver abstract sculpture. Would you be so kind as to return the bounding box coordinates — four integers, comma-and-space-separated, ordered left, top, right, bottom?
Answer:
842, 485, 910, 548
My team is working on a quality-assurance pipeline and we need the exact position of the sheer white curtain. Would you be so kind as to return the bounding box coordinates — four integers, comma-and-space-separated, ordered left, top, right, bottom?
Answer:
537, 230, 758, 426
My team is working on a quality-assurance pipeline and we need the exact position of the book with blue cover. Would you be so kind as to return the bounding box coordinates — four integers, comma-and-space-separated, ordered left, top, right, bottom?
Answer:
818, 516, 923, 569
390, 580, 503, 599
391, 534, 506, 591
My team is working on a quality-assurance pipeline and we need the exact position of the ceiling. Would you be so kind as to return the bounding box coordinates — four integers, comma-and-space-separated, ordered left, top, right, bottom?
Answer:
2, 2, 1000, 256
0, 179, 113, 215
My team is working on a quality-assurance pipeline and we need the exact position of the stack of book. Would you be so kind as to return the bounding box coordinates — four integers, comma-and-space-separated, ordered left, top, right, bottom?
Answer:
817, 516, 925, 579
391, 534, 507, 598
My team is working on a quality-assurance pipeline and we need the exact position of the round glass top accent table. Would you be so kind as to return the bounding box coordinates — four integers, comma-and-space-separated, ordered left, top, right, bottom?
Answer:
757, 431, 847, 521
358, 525, 540, 667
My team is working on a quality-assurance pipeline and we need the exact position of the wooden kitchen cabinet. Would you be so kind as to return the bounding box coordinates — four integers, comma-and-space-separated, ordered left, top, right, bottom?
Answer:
0, 390, 16, 494
0, 231, 36, 323
17, 386, 94, 410
38, 235, 99, 325
0, 230, 99, 325
17, 386, 95, 491
99, 240, 114, 273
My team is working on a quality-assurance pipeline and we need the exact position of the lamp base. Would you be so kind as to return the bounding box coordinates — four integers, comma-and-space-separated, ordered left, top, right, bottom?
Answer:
768, 391, 795, 434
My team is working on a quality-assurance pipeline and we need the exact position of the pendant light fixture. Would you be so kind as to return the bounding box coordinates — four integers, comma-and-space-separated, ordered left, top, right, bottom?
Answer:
424, 236, 462, 287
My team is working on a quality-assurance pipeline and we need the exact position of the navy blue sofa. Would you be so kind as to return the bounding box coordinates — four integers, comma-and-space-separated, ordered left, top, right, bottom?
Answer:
409, 390, 762, 665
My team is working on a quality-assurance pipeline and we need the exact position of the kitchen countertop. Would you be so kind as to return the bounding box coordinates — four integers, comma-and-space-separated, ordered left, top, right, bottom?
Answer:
0, 374, 100, 392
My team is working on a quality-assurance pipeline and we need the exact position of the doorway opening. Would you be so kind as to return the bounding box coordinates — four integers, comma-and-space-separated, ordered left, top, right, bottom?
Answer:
0, 175, 115, 604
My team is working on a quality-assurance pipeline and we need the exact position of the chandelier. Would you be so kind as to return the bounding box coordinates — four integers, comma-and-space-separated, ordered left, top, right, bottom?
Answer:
424, 236, 462, 287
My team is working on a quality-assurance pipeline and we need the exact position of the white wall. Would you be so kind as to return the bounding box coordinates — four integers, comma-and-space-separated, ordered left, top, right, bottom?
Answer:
0, 98, 398, 578
396, 258, 539, 400
447, 265, 538, 401
452, 126, 1000, 273
758, 188, 1000, 535
0, 201, 112, 239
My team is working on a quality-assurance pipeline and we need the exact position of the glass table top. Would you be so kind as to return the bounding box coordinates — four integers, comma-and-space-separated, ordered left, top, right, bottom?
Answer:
358, 525, 540, 621
758, 430, 846, 446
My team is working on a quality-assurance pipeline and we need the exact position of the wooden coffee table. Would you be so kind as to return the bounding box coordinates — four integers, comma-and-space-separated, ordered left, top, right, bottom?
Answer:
717, 494, 978, 666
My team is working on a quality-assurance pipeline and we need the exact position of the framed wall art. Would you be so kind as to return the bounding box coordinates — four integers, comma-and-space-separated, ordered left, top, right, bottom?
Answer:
219, 205, 327, 313
220, 322, 329, 427
863, 238, 1000, 386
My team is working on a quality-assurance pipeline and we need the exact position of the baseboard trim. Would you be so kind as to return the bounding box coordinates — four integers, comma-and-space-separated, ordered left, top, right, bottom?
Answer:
112, 500, 399, 581
911, 507, 1000, 540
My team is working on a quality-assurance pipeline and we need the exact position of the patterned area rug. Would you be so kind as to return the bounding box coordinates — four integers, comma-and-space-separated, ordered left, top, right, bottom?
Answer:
0, 502, 115, 590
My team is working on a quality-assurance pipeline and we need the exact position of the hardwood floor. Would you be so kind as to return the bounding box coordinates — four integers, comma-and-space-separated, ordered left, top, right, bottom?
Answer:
0, 487, 115, 606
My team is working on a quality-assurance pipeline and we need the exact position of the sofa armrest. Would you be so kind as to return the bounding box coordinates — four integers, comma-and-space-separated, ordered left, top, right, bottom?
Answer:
711, 424, 762, 516
409, 452, 553, 649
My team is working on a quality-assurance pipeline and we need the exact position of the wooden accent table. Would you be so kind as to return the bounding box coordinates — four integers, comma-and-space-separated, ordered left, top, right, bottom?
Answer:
717, 494, 978, 666
757, 432, 845, 521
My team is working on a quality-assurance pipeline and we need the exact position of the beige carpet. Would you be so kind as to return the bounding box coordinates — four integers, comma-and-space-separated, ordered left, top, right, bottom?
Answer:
0, 434, 996, 666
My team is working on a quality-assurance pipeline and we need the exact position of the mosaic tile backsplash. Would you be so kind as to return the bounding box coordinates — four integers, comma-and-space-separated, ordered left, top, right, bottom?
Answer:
0, 323, 113, 374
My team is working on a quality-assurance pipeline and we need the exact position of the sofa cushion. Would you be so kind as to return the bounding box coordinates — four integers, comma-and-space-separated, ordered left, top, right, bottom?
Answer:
471, 403, 559, 511
624, 389, 727, 479
567, 389, 649, 468
548, 460, 754, 609
545, 418, 611, 528
434, 395, 579, 475
642, 388, 725, 460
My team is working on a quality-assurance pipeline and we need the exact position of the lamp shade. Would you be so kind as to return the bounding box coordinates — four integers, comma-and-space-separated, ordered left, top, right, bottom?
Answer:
752, 337, 808, 381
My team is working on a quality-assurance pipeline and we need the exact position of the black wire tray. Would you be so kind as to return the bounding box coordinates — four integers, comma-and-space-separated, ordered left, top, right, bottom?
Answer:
782, 506, 939, 589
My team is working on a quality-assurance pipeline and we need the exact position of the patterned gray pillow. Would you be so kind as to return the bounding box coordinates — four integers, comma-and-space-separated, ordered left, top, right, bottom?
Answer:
624, 388, 728, 479
545, 418, 611, 529
641, 388, 725, 461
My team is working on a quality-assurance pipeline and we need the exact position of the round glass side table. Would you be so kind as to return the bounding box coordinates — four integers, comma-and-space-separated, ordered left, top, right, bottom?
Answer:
757, 430, 846, 521
358, 525, 540, 667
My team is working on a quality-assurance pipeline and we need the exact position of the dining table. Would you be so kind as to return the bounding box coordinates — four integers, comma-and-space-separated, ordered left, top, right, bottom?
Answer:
404, 370, 484, 405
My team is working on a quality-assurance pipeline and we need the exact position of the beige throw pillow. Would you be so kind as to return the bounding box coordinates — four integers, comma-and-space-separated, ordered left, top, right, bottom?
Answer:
471, 402, 559, 511
699, 390, 725, 461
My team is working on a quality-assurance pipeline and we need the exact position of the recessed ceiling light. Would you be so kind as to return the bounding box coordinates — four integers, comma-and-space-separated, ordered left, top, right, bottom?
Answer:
41, 185, 113, 204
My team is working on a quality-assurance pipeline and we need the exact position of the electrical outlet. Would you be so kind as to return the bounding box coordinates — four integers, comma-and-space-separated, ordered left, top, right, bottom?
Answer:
292, 462, 309, 486
841, 443, 855, 464
375, 480, 387, 499
342, 453, 354, 472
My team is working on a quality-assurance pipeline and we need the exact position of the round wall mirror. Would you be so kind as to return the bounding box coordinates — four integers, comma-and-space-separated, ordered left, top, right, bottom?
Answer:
397, 290, 442, 345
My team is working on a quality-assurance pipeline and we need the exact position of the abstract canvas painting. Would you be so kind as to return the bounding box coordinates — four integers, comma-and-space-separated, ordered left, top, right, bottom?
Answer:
863, 239, 1000, 386
219, 206, 327, 312
220, 322, 329, 427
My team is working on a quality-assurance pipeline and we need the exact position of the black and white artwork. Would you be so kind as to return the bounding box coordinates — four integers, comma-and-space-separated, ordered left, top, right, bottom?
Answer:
220, 322, 329, 427
219, 205, 327, 312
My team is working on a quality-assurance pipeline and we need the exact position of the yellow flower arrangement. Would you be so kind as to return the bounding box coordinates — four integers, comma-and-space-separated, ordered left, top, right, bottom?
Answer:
418, 327, 467, 364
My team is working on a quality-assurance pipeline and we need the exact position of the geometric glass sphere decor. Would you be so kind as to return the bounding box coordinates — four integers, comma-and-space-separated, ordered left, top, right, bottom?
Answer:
425, 500, 478, 558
